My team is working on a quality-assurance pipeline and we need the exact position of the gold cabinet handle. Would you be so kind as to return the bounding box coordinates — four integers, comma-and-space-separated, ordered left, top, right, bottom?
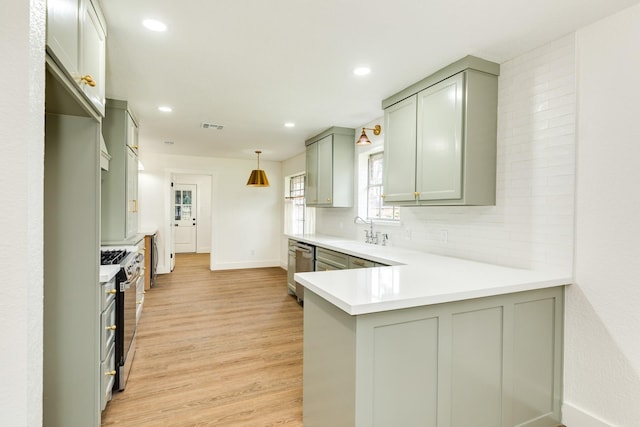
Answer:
105, 325, 116, 331
80, 75, 96, 87
105, 370, 117, 377
106, 289, 116, 295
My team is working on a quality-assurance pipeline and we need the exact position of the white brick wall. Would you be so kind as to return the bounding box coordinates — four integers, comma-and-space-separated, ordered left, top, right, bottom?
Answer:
319, 34, 577, 274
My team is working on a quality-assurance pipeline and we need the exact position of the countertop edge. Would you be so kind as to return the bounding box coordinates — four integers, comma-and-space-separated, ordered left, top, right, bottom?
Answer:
99, 265, 120, 283
298, 273, 570, 315
289, 233, 573, 316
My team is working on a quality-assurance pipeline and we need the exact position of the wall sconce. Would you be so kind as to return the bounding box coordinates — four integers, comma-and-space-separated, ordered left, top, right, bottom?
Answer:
246, 150, 270, 187
356, 125, 381, 146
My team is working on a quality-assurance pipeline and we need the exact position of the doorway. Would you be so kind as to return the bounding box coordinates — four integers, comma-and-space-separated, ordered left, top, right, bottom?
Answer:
169, 174, 213, 272
173, 183, 197, 253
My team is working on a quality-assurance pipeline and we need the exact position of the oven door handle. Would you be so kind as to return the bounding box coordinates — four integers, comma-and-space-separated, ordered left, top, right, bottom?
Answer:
294, 246, 312, 253
120, 271, 141, 292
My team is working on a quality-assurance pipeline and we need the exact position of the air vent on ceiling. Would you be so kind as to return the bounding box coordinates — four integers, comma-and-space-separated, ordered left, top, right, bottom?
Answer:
201, 122, 224, 130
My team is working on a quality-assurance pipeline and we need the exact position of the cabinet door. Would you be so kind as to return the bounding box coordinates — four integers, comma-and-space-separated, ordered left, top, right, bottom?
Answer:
80, 0, 106, 116
126, 148, 138, 239
305, 142, 318, 205
416, 73, 464, 201
126, 112, 139, 154
47, 0, 80, 77
316, 135, 333, 206
383, 95, 417, 203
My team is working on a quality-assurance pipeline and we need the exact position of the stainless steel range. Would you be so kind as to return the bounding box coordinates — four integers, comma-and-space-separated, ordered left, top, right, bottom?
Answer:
100, 245, 143, 391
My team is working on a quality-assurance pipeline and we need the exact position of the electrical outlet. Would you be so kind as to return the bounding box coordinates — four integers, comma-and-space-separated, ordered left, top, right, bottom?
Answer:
403, 228, 412, 240
250, 249, 255, 256
440, 230, 448, 244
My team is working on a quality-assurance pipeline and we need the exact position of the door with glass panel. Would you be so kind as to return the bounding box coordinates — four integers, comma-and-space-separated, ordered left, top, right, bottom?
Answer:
173, 184, 197, 253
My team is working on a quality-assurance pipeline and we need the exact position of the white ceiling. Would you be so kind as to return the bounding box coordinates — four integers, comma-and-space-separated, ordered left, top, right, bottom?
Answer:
101, 0, 638, 162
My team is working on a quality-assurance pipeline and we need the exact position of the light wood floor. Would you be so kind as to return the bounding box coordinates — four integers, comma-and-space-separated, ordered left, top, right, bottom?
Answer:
101, 254, 303, 426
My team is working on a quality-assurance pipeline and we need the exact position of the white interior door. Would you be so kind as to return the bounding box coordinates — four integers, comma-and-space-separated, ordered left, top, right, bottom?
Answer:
174, 184, 197, 253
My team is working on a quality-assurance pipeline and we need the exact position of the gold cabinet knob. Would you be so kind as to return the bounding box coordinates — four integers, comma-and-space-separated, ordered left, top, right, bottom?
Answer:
381, 194, 385, 199
327, 198, 331, 202
137, 301, 143, 305
131, 145, 139, 150
414, 191, 420, 197
105, 370, 117, 377
80, 75, 96, 87
105, 325, 116, 331
107, 289, 116, 295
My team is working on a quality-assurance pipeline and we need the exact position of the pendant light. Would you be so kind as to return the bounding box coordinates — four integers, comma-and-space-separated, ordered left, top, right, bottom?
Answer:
246, 150, 270, 187
356, 124, 382, 145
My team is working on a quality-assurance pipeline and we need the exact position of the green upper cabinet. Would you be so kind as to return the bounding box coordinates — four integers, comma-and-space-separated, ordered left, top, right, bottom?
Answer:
305, 141, 319, 205
47, 0, 80, 78
305, 127, 355, 207
46, 0, 107, 116
80, 0, 106, 116
416, 73, 464, 202
102, 99, 140, 242
382, 56, 499, 206
383, 95, 418, 203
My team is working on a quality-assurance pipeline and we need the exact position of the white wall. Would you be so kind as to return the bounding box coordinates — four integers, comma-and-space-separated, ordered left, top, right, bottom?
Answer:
316, 35, 577, 275
138, 152, 282, 273
0, 1, 45, 426
564, 4, 640, 426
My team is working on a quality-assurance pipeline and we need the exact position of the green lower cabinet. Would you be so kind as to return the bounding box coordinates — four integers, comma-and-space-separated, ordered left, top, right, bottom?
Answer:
303, 287, 564, 427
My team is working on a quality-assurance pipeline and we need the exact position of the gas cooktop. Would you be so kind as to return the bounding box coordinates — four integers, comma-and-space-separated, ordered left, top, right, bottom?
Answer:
100, 249, 128, 265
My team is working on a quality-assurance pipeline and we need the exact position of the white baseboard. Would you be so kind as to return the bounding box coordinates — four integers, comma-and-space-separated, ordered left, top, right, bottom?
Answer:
212, 260, 281, 271
563, 402, 614, 427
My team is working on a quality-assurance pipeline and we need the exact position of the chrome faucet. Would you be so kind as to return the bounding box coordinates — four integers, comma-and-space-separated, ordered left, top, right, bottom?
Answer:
354, 216, 374, 244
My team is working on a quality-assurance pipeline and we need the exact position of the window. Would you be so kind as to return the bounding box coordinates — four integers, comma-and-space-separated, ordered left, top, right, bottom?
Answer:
284, 173, 315, 234
288, 174, 305, 234
367, 152, 399, 221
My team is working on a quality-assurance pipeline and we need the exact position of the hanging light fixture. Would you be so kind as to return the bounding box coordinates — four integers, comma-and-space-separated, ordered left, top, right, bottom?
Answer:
246, 150, 270, 187
356, 124, 382, 145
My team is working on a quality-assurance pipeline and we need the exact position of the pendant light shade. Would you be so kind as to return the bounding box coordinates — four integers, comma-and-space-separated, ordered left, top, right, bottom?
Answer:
246, 150, 270, 187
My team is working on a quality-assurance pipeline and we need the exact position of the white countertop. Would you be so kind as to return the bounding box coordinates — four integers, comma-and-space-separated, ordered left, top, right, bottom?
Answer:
100, 265, 120, 283
290, 234, 571, 315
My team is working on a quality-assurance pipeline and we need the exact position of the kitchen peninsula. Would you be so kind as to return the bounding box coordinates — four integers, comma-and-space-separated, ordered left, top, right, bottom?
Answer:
293, 234, 570, 427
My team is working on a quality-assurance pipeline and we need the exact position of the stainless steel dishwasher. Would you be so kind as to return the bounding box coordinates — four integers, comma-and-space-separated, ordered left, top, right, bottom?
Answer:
288, 240, 315, 303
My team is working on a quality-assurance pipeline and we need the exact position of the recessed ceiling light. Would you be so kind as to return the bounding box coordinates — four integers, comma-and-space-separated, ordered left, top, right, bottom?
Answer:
284, 122, 295, 128
143, 19, 167, 32
158, 106, 172, 113
353, 67, 371, 76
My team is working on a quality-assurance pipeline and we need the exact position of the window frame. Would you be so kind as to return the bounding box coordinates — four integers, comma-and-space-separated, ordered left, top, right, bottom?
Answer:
285, 173, 308, 235
366, 151, 399, 222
